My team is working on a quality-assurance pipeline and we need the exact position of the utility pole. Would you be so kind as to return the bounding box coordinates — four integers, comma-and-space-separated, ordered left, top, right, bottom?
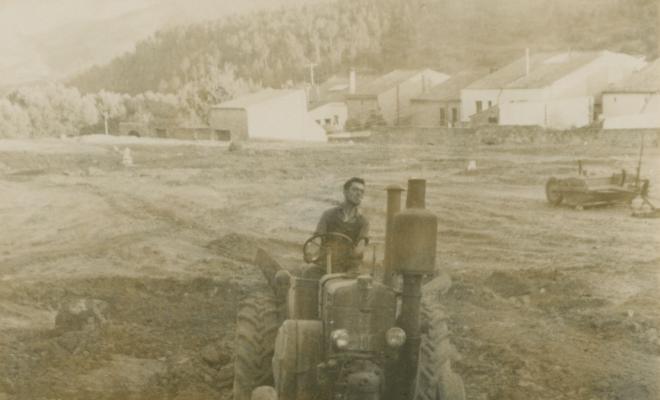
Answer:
307, 62, 317, 87
306, 62, 318, 103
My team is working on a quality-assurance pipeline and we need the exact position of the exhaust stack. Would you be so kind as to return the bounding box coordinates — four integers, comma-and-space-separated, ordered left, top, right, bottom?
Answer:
384, 184, 405, 286
392, 178, 438, 398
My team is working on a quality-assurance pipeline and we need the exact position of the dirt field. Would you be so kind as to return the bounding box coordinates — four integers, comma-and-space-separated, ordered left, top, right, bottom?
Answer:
0, 133, 658, 400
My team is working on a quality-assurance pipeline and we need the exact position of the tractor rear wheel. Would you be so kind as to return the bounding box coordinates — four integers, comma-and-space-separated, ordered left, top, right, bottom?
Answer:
233, 293, 280, 400
414, 306, 466, 400
545, 177, 563, 206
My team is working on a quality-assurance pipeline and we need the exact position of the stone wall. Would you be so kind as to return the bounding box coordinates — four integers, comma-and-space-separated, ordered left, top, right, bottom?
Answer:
368, 126, 660, 149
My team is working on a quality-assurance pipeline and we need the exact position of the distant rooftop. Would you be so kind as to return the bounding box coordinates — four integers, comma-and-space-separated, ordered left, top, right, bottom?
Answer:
506, 52, 601, 89
350, 69, 424, 97
605, 58, 660, 93
213, 89, 299, 109
467, 51, 605, 90
413, 71, 485, 102
309, 73, 378, 107
466, 53, 559, 90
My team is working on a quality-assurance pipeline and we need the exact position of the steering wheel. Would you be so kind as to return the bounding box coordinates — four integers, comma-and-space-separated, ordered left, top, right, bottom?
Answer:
302, 232, 354, 264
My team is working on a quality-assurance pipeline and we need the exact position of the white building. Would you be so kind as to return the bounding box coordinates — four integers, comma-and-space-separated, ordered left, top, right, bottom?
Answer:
346, 69, 450, 126
460, 52, 553, 122
603, 58, 660, 130
209, 89, 327, 142
462, 51, 646, 129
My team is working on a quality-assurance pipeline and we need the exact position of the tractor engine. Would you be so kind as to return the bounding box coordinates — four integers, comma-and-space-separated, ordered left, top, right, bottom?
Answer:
317, 274, 400, 399
273, 273, 402, 400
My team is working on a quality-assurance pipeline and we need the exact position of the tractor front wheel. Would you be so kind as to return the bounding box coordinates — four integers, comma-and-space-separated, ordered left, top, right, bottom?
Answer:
414, 306, 466, 400
233, 293, 280, 400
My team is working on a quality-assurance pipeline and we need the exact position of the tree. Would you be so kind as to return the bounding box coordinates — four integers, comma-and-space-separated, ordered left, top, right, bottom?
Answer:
0, 99, 31, 138
5, 84, 101, 137
95, 91, 127, 134
381, 1, 416, 69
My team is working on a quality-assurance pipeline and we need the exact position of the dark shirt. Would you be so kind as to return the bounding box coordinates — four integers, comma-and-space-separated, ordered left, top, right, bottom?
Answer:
315, 205, 369, 245
314, 205, 369, 272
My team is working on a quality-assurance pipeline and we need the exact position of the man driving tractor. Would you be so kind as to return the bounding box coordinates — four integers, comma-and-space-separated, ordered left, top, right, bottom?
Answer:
314, 177, 370, 274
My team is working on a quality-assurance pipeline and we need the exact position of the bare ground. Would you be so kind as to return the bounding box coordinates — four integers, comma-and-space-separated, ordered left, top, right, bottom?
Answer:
0, 134, 658, 400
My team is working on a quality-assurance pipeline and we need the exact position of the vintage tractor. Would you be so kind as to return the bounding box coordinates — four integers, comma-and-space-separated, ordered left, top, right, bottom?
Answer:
233, 179, 465, 400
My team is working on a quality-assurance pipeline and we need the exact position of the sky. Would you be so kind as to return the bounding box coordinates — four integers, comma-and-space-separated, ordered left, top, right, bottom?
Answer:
0, 0, 153, 35
0, 0, 321, 87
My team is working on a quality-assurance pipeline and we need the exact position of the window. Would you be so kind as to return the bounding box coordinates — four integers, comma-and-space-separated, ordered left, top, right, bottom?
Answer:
476, 101, 483, 113
488, 100, 492, 108
333, 115, 339, 125
451, 108, 458, 123
325, 118, 331, 125
439, 108, 446, 125
316, 120, 321, 124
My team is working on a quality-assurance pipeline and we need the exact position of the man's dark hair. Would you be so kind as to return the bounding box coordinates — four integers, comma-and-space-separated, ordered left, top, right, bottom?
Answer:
343, 177, 366, 191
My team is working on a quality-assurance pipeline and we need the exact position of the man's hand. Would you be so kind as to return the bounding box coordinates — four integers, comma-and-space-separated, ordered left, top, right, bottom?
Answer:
352, 239, 367, 259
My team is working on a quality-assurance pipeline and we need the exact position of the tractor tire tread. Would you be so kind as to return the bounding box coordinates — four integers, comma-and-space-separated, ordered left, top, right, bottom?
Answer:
414, 303, 466, 400
233, 293, 280, 400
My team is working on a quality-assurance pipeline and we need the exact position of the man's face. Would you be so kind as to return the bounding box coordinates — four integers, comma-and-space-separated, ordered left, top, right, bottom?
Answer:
344, 182, 365, 206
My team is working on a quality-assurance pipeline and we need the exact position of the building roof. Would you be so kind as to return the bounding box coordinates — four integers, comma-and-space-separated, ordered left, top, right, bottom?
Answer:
349, 69, 423, 97
605, 58, 660, 93
506, 52, 601, 89
212, 89, 299, 109
466, 53, 558, 89
412, 71, 485, 102
309, 73, 378, 107
466, 51, 604, 90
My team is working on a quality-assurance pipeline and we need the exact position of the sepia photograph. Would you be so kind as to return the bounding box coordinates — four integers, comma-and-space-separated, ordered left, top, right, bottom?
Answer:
0, 0, 659, 399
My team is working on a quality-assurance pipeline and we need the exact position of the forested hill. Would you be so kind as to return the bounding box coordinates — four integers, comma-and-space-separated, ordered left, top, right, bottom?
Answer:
70, 0, 658, 95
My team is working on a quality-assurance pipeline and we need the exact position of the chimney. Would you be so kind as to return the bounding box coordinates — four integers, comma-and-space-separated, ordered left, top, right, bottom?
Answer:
349, 68, 356, 94
525, 48, 530, 76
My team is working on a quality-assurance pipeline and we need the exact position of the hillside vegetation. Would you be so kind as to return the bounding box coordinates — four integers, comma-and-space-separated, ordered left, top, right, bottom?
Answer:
70, 0, 658, 94
0, 0, 656, 139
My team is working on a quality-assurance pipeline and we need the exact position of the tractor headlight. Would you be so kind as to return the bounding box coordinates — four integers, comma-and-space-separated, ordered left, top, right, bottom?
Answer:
385, 327, 406, 348
331, 329, 350, 350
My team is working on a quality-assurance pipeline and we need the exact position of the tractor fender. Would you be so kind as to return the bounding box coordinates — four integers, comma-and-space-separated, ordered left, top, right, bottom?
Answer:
273, 320, 323, 400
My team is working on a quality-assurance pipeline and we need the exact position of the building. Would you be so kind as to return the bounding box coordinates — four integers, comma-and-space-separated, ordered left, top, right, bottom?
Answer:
209, 89, 327, 142
409, 72, 484, 128
345, 69, 450, 127
462, 51, 646, 129
307, 70, 377, 133
461, 52, 551, 122
603, 58, 660, 130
